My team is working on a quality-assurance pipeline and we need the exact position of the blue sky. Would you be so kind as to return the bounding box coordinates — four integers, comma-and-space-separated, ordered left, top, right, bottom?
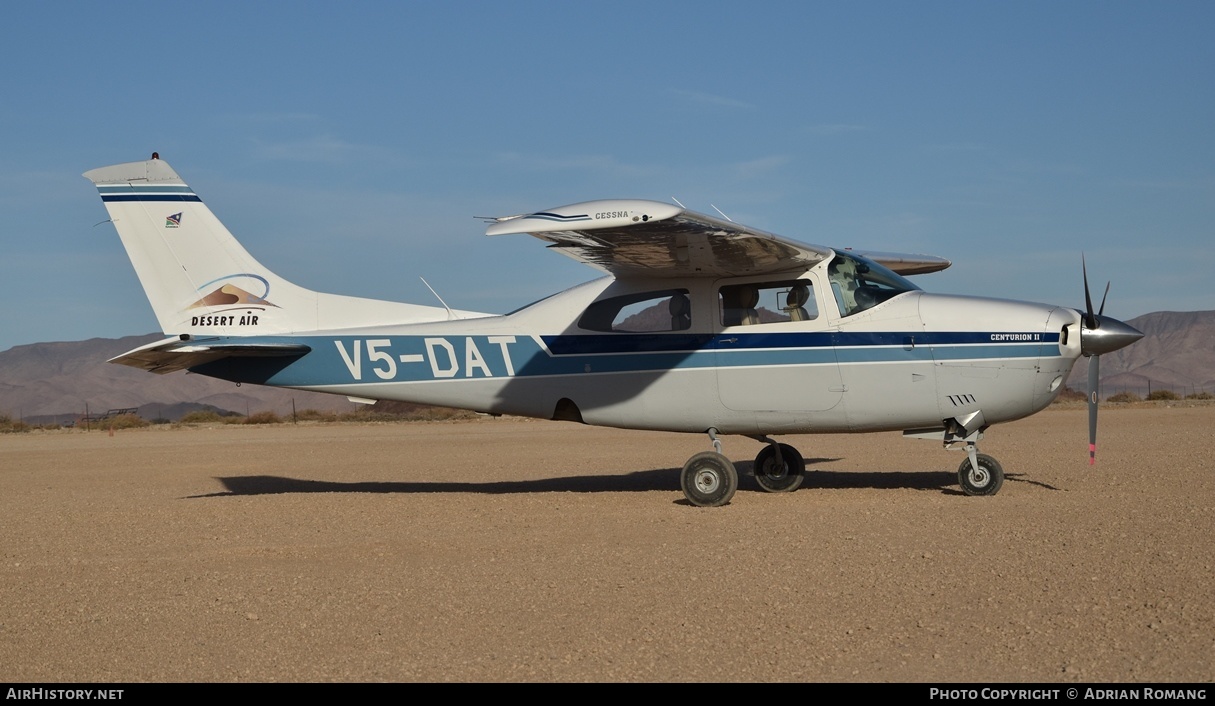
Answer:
1, 1, 1212, 352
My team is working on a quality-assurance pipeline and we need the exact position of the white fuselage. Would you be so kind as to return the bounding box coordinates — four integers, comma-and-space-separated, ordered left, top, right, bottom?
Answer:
193, 260, 1085, 437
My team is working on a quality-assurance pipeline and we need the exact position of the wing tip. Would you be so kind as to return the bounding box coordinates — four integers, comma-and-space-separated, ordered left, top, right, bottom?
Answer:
485, 199, 682, 236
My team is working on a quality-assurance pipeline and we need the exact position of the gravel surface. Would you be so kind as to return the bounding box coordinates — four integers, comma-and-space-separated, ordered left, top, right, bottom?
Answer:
2, 403, 1212, 683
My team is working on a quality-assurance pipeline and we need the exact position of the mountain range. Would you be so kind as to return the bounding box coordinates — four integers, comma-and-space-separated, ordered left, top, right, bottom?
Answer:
0, 334, 359, 424
1, 310, 1210, 424
1068, 310, 1215, 397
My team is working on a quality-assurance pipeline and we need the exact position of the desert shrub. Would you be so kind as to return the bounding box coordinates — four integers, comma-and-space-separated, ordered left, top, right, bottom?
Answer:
244, 411, 283, 424
179, 410, 224, 424
1106, 391, 1141, 403
1185, 391, 1214, 400
338, 406, 477, 423
336, 409, 399, 422
407, 406, 477, 421
295, 408, 339, 422
1146, 389, 1181, 401
1053, 386, 1087, 403
0, 413, 30, 433
107, 413, 150, 429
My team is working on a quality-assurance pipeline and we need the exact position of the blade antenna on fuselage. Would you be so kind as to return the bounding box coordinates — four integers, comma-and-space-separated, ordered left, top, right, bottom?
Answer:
420, 277, 458, 320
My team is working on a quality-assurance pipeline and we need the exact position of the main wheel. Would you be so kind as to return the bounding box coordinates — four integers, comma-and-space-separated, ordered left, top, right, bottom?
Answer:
680, 451, 739, 507
753, 443, 805, 493
957, 453, 1005, 496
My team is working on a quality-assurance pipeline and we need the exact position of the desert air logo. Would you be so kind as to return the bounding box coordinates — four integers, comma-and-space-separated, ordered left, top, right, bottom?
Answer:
188, 273, 279, 327
165, 213, 182, 228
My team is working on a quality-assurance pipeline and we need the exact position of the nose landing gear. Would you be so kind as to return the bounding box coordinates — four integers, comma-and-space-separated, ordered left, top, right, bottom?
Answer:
957, 444, 1004, 496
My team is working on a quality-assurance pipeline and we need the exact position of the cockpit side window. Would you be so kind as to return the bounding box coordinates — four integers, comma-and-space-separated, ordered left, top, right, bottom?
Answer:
578, 289, 692, 332
719, 280, 819, 327
827, 252, 918, 317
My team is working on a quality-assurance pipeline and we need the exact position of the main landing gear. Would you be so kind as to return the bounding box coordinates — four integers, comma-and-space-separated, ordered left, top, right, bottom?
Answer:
680, 430, 808, 507
680, 451, 738, 508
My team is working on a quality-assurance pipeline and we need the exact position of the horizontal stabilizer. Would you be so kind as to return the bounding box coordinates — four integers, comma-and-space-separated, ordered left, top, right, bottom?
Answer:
109, 336, 310, 374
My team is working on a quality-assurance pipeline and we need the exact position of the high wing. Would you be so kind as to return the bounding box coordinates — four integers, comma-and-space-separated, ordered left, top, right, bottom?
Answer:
848, 249, 952, 276
486, 200, 831, 278
485, 199, 950, 277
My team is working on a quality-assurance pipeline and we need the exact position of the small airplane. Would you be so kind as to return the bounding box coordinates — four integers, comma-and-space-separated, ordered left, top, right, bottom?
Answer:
85, 154, 1144, 506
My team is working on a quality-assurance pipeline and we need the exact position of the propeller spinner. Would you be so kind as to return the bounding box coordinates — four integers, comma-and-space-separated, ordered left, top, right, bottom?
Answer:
1079, 257, 1144, 465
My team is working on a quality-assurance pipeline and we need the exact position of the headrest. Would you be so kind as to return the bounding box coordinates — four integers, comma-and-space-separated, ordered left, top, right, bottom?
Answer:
787, 285, 808, 308
738, 286, 758, 308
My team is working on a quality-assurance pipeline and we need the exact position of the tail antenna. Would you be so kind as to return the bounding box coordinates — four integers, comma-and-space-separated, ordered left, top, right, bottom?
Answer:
420, 277, 459, 320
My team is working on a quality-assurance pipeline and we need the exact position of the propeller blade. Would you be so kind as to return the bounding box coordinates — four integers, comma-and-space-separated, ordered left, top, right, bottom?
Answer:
1088, 354, 1100, 465
1082, 255, 1097, 330
1078, 257, 1142, 465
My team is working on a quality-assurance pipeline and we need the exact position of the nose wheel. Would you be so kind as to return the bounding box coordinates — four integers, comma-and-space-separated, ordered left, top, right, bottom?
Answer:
957, 449, 1004, 496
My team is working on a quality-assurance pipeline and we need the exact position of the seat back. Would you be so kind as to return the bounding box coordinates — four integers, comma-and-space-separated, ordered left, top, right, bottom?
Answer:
669, 293, 691, 330
785, 285, 810, 321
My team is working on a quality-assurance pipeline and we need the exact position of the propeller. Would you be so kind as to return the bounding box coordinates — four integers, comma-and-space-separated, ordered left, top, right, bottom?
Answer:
1078, 255, 1144, 465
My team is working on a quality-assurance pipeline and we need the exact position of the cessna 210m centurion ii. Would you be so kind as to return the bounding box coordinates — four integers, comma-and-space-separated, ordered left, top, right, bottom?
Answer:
85, 155, 1143, 507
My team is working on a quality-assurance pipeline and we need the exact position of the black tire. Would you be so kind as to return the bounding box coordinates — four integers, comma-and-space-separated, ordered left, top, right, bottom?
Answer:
680, 451, 738, 507
753, 443, 805, 493
957, 453, 1005, 496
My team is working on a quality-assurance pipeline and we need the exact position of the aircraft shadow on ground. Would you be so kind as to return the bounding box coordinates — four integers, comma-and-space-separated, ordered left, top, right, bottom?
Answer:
186, 458, 1048, 499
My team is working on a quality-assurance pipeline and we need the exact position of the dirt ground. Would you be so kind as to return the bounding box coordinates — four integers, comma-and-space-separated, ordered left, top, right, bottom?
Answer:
1, 402, 1212, 683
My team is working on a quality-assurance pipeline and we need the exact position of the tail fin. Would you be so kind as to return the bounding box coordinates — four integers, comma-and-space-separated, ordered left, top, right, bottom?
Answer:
84, 156, 477, 337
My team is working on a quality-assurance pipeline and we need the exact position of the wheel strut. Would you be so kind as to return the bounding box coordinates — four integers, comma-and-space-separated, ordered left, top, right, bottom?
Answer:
965, 441, 980, 473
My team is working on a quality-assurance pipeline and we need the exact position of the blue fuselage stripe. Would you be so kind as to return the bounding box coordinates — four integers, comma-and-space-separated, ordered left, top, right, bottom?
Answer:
100, 194, 202, 202
187, 331, 1063, 387
541, 331, 1057, 355
96, 185, 200, 203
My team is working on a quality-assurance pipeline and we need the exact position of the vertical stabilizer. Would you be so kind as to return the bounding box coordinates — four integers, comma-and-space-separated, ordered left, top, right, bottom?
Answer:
84, 156, 477, 337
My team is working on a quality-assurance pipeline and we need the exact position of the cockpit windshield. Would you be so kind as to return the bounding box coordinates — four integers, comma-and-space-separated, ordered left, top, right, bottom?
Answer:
826, 250, 919, 317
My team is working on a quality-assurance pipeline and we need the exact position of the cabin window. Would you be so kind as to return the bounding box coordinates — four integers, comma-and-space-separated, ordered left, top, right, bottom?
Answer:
826, 251, 918, 317
578, 289, 692, 332
718, 280, 819, 327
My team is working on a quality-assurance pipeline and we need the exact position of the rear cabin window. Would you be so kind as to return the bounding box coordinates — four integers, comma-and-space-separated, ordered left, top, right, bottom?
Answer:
578, 289, 692, 332
719, 280, 818, 327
